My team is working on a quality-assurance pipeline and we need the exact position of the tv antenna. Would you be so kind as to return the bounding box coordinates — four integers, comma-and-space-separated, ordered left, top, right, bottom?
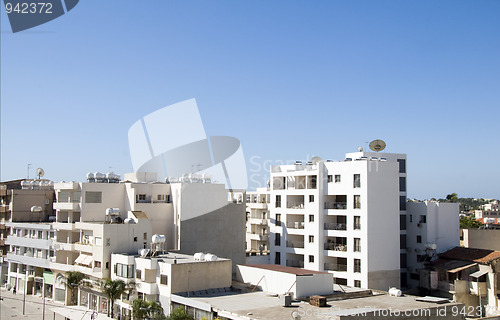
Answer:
36, 168, 45, 179
27, 163, 32, 179
369, 139, 386, 152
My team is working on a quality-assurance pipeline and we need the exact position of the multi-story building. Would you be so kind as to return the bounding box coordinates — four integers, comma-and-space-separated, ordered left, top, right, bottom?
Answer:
0, 179, 54, 285
474, 201, 500, 219
245, 187, 270, 262
111, 252, 232, 319
269, 150, 405, 290
405, 201, 460, 289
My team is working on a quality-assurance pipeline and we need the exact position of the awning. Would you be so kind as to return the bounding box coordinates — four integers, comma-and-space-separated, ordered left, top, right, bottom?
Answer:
75, 254, 93, 267
469, 270, 488, 278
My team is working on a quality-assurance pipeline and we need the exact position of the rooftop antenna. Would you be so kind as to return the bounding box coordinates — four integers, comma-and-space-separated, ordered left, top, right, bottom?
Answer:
369, 139, 386, 152
36, 168, 45, 179
27, 163, 32, 179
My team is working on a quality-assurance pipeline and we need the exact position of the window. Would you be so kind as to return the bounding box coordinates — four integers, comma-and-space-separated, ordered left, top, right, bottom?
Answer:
275, 252, 281, 265
157, 194, 165, 201
399, 177, 406, 192
309, 235, 314, 243
327, 175, 333, 183
354, 259, 361, 273
105, 262, 109, 269
335, 278, 347, 285
419, 215, 427, 223
133, 237, 138, 242
309, 214, 314, 222
354, 195, 361, 209
85, 192, 102, 203
160, 274, 168, 285
354, 216, 361, 230
335, 175, 341, 183
136, 194, 147, 202
397, 159, 406, 173
353, 174, 361, 188
400, 196, 407, 211
115, 263, 134, 278
309, 255, 314, 263
401, 272, 408, 288
276, 214, 281, 224
275, 233, 281, 246
309, 195, 314, 202
275, 195, 281, 208
354, 238, 361, 252
417, 235, 422, 243
400, 215, 406, 230
400, 254, 407, 268
136, 269, 142, 279
354, 280, 361, 288
143, 233, 147, 240
410, 215, 413, 223
106, 238, 110, 246
400, 235, 407, 249
94, 261, 102, 268
410, 273, 420, 281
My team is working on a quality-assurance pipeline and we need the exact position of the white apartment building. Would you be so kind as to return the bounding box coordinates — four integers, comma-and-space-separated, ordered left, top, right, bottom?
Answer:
269, 151, 405, 291
474, 201, 500, 219
111, 252, 232, 319
246, 188, 270, 260
405, 201, 460, 289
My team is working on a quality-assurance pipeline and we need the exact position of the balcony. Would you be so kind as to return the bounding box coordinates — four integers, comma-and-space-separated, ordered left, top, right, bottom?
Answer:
324, 263, 347, 272
53, 202, 80, 211
0, 205, 10, 213
5, 235, 52, 249
259, 234, 269, 241
324, 202, 347, 210
287, 202, 305, 209
136, 281, 158, 295
249, 218, 268, 225
286, 240, 304, 249
324, 223, 347, 231
6, 253, 50, 268
287, 222, 305, 229
324, 243, 347, 252
286, 260, 304, 268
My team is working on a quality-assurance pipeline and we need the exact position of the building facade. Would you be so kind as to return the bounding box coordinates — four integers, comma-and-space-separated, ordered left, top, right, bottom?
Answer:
245, 187, 270, 263
269, 151, 404, 290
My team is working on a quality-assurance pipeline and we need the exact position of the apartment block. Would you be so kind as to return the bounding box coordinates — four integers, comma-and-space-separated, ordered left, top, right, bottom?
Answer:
245, 187, 270, 262
405, 201, 460, 289
269, 151, 404, 290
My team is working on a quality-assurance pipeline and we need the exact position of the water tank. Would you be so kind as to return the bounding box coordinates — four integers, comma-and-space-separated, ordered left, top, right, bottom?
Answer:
106, 208, 120, 216
152, 234, 166, 244
95, 172, 106, 182
138, 249, 149, 257
388, 287, 402, 297
107, 172, 120, 183
194, 252, 205, 261
87, 172, 95, 182
124, 218, 135, 224
21, 180, 30, 189
204, 253, 217, 261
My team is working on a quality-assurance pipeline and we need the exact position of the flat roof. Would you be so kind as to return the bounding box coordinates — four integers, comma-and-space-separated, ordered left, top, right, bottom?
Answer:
176, 291, 461, 320
243, 264, 329, 275
116, 252, 231, 264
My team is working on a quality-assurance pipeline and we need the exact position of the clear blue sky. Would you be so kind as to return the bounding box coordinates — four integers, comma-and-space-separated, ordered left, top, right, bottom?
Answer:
1, 1, 499, 200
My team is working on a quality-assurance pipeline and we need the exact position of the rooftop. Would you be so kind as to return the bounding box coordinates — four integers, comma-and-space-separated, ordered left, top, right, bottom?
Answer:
117, 252, 231, 265
439, 246, 500, 264
243, 264, 329, 275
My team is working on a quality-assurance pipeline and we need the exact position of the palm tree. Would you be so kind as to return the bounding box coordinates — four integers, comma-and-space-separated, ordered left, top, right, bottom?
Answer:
63, 271, 87, 305
132, 299, 166, 320
100, 278, 135, 318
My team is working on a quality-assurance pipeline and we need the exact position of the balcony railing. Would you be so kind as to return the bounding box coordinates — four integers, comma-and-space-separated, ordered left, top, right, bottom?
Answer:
287, 222, 305, 229
324, 202, 347, 210
287, 202, 305, 209
286, 240, 305, 249
324, 263, 347, 272
286, 260, 304, 268
324, 243, 347, 252
324, 223, 347, 231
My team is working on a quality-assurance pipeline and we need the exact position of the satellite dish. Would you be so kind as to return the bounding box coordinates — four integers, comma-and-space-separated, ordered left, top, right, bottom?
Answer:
357, 146, 363, 152
311, 156, 323, 164
36, 168, 45, 178
369, 139, 386, 152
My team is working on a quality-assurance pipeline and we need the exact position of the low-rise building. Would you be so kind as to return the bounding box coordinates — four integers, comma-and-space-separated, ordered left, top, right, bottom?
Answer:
474, 201, 500, 219
419, 247, 500, 317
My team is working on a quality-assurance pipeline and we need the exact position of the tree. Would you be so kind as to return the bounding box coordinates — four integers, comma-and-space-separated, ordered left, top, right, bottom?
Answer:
63, 271, 87, 305
100, 278, 135, 318
132, 299, 166, 320
446, 193, 459, 202
167, 306, 193, 320
460, 216, 483, 229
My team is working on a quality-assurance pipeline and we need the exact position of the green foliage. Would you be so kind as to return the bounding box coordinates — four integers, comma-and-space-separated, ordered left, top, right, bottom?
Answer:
63, 271, 87, 305
132, 299, 166, 320
434, 193, 496, 213
100, 278, 135, 318
460, 216, 483, 229
167, 306, 193, 320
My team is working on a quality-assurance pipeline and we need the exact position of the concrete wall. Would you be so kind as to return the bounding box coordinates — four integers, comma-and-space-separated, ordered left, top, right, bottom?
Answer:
463, 229, 500, 251
10, 189, 54, 222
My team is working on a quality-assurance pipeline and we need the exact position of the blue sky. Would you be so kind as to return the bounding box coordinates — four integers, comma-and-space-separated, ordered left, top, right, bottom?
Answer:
1, 1, 499, 199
